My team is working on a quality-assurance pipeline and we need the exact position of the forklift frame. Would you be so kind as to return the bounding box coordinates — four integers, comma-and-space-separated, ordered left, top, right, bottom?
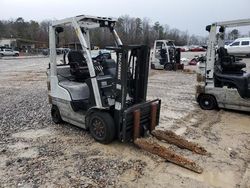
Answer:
196, 18, 250, 112
48, 15, 161, 143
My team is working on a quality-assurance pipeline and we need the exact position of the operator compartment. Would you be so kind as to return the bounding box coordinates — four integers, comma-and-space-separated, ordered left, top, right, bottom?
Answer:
57, 49, 117, 110
214, 47, 250, 98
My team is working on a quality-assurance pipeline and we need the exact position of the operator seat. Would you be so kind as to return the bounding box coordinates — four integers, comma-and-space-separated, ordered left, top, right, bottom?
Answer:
215, 72, 250, 98
159, 48, 167, 65
217, 47, 246, 73
57, 50, 91, 111
214, 47, 250, 98
68, 50, 90, 82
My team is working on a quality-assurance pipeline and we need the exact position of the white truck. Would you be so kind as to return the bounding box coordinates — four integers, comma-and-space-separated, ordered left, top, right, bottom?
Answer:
0, 49, 19, 57
225, 37, 250, 56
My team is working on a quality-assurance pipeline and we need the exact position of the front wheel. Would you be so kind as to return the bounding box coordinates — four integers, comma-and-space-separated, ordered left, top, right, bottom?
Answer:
51, 105, 63, 124
88, 111, 115, 144
14, 53, 19, 57
0, 54, 4, 57
151, 63, 156, 69
198, 94, 217, 110
164, 63, 173, 71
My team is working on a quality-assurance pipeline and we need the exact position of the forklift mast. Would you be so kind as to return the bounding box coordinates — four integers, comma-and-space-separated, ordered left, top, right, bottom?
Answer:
114, 45, 149, 106
111, 45, 161, 142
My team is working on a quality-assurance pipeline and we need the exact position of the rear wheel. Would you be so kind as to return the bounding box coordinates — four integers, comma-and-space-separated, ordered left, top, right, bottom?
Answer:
198, 94, 217, 110
164, 63, 173, 71
88, 111, 115, 144
51, 105, 63, 124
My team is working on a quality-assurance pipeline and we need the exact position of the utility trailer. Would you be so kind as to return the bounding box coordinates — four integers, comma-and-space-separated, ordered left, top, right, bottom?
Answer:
196, 19, 250, 112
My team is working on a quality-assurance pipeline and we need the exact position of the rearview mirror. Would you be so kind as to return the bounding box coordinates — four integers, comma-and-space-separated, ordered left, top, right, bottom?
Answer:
206, 25, 211, 32
219, 26, 225, 33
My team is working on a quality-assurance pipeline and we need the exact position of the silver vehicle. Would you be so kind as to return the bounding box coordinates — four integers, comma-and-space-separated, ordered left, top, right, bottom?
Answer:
0, 49, 19, 57
196, 19, 250, 112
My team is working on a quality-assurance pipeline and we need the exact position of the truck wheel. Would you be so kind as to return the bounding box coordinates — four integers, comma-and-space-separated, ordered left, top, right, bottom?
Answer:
51, 105, 63, 124
198, 94, 217, 110
164, 63, 173, 71
89, 111, 115, 144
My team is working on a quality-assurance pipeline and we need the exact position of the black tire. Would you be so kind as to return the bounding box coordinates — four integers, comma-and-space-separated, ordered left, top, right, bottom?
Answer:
151, 64, 155, 69
51, 105, 63, 124
14, 53, 19, 57
164, 63, 173, 71
88, 111, 115, 144
198, 94, 217, 110
0, 53, 4, 57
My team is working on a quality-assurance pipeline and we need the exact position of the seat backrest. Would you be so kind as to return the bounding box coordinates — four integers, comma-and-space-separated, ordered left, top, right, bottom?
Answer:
160, 49, 167, 59
217, 47, 228, 59
217, 47, 236, 63
68, 50, 89, 81
68, 50, 87, 66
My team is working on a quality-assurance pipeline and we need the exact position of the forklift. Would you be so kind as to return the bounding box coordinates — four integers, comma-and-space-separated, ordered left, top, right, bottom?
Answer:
47, 15, 161, 144
196, 19, 250, 112
47, 15, 208, 173
150, 40, 183, 70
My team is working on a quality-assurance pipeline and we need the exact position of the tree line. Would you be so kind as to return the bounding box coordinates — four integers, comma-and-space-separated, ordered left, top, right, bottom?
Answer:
0, 17, 50, 43
0, 16, 209, 48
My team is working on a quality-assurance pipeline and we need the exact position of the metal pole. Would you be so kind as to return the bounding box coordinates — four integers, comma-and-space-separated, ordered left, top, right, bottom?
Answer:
72, 18, 102, 108
206, 25, 217, 80
111, 29, 123, 46
133, 110, 141, 140
49, 26, 57, 76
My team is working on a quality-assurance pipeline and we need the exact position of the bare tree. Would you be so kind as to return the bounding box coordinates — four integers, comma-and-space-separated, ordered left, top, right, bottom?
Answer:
0, 16, 204, 48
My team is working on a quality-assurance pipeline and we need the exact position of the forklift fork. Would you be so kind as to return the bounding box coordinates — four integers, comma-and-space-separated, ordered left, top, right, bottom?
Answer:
132, 104, 207, 174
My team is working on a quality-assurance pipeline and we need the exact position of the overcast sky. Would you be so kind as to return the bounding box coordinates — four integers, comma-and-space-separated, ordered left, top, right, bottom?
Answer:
1, 0, 250, 36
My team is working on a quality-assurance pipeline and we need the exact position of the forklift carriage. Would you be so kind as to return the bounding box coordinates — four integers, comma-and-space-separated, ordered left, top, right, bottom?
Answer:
47, 15, 161, 144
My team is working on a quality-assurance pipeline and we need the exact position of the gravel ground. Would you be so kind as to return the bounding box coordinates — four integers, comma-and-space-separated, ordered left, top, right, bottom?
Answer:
0, 53, 250, 188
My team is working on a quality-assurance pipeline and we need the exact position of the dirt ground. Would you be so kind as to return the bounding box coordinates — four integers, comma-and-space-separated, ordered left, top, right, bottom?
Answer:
0, 53, 250, 188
